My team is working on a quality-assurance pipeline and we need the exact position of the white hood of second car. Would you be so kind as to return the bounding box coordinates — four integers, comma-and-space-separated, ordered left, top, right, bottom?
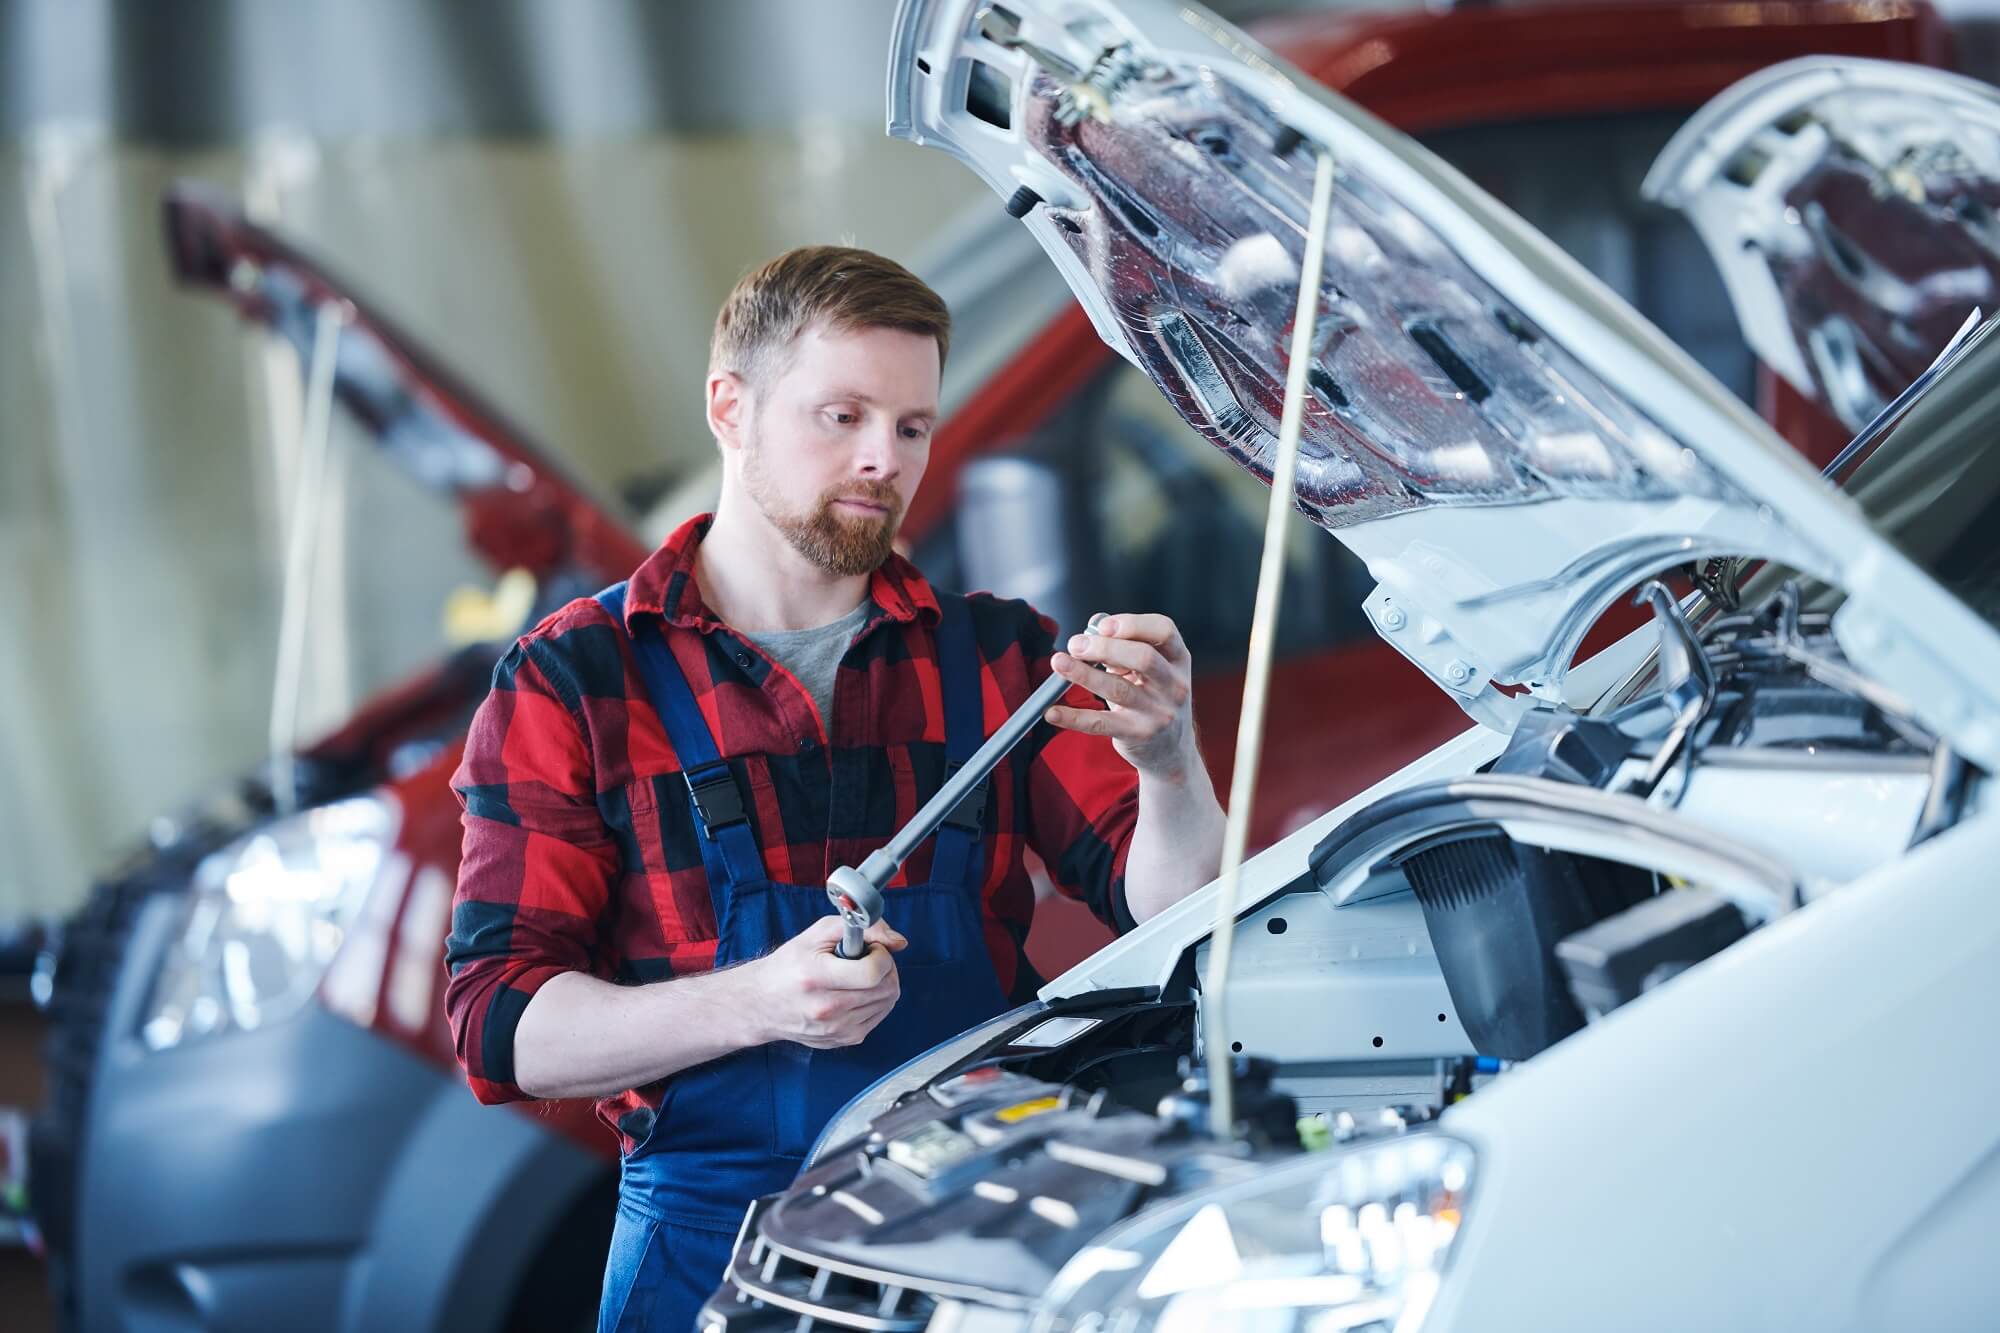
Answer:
886, 0, 2000, 766
1645, 56, 2000, 434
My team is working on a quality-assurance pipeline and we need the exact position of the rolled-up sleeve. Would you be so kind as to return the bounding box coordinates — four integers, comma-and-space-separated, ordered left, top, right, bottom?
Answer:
443, 638, 616, 1104
1016, 612, 1142, 935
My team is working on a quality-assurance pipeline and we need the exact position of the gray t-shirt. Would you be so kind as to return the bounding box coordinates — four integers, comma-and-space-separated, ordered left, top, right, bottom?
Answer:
739, 600, 872, 734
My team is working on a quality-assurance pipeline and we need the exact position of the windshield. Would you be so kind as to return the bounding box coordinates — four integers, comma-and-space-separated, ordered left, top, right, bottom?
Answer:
1657, 313, 2000, 692
1841, 316, 2000, 630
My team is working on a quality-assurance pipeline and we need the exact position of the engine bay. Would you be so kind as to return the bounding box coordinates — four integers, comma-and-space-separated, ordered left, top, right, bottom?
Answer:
702, 578, 1984, 1330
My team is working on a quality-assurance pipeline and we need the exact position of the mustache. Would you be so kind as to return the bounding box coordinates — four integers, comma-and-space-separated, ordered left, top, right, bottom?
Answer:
820, 481, 902, 514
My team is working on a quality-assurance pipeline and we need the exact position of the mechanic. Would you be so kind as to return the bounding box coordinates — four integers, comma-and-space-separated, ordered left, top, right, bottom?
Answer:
442, 246, 1227, 1332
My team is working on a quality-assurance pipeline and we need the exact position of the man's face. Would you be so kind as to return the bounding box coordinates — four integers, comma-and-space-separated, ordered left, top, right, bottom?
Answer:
733, 321, 940, 577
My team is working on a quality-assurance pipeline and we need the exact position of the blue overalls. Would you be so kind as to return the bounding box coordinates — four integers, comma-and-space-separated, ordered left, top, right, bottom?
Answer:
592, 583, 1009, 1332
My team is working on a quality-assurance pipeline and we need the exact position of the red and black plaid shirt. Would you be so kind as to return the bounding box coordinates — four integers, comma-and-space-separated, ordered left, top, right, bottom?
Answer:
444, 513, 1140, 1146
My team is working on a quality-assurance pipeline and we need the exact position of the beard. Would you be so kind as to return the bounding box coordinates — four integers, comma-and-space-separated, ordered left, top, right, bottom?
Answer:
743, 448, 903, 578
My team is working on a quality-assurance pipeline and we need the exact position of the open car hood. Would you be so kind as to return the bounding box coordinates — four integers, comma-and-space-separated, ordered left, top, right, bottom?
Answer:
162, 182, 647, 586
887, 0, 2000, 766
1646, 56, 2000, 434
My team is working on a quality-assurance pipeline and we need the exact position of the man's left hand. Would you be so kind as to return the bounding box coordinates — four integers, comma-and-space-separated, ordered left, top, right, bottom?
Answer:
1046, 613, 1197, 781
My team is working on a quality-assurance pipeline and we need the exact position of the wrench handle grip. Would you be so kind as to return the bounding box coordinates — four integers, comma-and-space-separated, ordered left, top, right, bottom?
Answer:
872, 613, 1111, 876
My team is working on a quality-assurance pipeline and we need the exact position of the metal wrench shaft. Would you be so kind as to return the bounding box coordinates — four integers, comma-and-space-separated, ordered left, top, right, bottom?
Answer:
828, 613, 1110, 958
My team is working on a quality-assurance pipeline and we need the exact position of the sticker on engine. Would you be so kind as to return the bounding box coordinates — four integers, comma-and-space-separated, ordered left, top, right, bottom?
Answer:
1008, 1016, 1101, 1049
885, 1121, 977, 1177
993, 1096, 1062, 1124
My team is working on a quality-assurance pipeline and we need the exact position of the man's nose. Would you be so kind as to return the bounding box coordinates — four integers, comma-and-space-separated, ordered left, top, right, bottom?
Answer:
854, 423, 902, 479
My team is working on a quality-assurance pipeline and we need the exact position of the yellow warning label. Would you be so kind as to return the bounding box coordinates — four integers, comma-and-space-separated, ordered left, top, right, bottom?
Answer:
994, 1096, 1061, 1124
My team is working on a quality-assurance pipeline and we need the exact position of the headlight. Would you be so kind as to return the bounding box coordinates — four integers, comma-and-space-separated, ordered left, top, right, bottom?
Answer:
1036, 1132, 1475, 1333
140, 795, 399, 1051
806, 1001, 1046, 1165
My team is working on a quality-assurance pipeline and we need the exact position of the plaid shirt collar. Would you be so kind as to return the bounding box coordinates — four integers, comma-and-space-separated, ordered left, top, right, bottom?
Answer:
623, 511, 942, 636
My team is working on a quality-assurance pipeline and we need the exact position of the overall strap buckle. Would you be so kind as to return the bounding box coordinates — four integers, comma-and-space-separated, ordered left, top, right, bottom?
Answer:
684, 763, 748, 837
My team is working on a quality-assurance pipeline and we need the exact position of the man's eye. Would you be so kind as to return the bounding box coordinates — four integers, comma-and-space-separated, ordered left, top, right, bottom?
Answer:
901, 425, 931, 440
829, 411, 858, 425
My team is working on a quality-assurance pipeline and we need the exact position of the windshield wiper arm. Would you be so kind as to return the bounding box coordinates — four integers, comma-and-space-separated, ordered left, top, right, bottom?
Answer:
1823, 305, 1987, 485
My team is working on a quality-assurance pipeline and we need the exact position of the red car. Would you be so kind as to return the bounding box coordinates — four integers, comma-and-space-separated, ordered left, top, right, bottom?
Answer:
29, 4, 1947, 1330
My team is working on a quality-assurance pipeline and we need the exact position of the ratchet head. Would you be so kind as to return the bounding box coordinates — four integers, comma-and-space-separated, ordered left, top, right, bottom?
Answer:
826, 865, 885, 960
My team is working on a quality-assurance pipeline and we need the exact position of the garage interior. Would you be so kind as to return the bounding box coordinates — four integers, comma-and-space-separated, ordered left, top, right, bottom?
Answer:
7, 1, 2000, 1330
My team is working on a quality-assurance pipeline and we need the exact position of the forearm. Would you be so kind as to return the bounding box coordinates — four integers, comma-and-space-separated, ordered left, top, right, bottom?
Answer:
512, 965, 770, 1101
1122, 758, 1226, 923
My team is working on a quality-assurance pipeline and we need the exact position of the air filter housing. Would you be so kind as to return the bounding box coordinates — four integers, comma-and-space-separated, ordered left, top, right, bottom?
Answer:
1396, 830, 1652, 1060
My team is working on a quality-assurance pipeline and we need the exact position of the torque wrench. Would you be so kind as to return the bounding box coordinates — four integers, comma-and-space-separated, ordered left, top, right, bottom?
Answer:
827, 612, 1112, 959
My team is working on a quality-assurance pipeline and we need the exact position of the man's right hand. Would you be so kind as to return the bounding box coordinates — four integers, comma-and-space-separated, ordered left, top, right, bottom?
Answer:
749, 915, 908, 1049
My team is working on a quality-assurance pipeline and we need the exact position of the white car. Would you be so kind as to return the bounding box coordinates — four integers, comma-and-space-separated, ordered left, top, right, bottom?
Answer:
699, 5, 2000, 1330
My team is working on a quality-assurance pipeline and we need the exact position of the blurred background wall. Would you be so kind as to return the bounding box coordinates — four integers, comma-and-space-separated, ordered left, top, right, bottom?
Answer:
7, 0, 1999, 925
0, 0, 1080, 919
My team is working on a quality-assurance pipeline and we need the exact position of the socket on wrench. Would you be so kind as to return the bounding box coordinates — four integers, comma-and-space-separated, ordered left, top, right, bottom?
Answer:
826, 866, 886, 962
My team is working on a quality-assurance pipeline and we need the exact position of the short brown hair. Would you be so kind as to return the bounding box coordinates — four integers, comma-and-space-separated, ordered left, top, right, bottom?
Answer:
709, 245, 951, 388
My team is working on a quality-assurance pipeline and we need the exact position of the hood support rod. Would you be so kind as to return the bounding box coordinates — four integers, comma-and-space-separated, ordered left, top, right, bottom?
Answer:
269, 300, 346, 815
1204, 148, 1337, 1140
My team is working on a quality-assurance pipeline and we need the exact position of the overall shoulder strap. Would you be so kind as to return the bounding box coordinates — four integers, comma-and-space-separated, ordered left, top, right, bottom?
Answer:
928, 593, 990, 890
593, 583, 764, 896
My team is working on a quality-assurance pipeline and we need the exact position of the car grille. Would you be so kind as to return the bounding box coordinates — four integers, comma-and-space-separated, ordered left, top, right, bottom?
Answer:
701, 1199, 953, 1332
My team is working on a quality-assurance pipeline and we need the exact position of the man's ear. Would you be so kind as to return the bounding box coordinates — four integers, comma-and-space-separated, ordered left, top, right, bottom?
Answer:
706, 369, 749, 451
